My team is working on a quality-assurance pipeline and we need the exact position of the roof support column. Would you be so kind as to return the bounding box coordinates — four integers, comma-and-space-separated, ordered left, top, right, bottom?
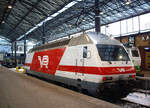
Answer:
120, 21, 122, 43
138, 16, 140, 33
132, 17, 134, 32
14, 41, 17, 67
42, 22, 46, 44
11, 42, 13, 57
95, 0, 100, 33
24, 35, 26, 63
11, 42, 14, 65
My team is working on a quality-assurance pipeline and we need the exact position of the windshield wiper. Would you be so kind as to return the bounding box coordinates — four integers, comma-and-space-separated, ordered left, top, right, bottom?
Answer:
108, 60, 112, 64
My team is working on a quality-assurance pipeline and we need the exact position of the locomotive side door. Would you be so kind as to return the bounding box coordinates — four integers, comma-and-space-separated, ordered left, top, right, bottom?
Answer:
75, 46, 88, 86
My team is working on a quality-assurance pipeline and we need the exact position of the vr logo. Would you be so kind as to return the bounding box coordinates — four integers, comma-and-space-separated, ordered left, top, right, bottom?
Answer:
38, 55, 49, 68
117, 68, 125, 72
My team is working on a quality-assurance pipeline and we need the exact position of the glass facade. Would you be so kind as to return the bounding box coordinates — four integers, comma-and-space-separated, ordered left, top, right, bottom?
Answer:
100, 13, 150, 37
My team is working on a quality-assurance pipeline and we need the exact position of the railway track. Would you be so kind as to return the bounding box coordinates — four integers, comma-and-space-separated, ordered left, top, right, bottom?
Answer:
116, 100, 148, 108
114, 89, 150, 108
114, 76, 150, 108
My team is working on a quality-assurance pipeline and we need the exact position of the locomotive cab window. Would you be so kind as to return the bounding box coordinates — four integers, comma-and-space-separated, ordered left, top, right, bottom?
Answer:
96, 44, 130, 61
131, 50, 139, 57
83, 46, 87, 58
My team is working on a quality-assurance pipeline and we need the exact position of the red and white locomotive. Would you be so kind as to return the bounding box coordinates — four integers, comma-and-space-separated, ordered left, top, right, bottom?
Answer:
25, 32, 136, 97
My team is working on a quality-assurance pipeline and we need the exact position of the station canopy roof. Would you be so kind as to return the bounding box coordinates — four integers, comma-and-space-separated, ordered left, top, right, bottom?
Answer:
0, 0, 150, 43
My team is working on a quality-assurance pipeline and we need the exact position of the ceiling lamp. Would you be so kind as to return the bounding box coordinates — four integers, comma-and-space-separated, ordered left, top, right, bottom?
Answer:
2, 21, 5, 24
8, 5, 12, 9
100, 11, 104, 15
126, 0, 131, 5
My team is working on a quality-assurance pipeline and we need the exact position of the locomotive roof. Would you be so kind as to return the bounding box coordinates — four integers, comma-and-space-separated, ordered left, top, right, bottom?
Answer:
30, 32, 122, 52
68, 33, 93, 46
30, 38, 71, 52
87, 32, 121, 46
69, 32, 121, 46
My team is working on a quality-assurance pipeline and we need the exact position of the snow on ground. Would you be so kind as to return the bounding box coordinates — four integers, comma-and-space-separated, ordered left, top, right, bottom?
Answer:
9, 68, 17, 72
123, 92, 150, 107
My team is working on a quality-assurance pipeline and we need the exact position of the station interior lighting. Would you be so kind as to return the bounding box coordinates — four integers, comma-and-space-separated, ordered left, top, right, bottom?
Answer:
8, 5, 12, 9
144, 47, 150, 50
2, 21, 5, 24
100, 11, 104, 15
126, 0, 131, 5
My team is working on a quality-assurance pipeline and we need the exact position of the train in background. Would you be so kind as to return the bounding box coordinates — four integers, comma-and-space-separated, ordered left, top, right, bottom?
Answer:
126, 47, 141, 72
0, 52, 4, 65
1, 53, 25, 68
24, 32, 136, 98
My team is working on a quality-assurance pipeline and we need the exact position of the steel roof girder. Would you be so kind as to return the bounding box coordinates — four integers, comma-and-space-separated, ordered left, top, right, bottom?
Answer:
13, 2, 29, 14
19, 0, 34, 9
18, 0, 32, 11
7, 0, 150, 42
33, 5, 48, 17
6, 20, 17, 29
43, 0, 60, 10
105, 3, 130, 17
26, 12, 44, 22
0, 0, 16, 25
21, 20, 34, 28
39, 1, 55, 12
47, 5, 94, 28
31, 10, 46, 18
10, 12, 22, 21
51, 0, 64, 7
6, 0, 42, 36
7, 15, 19, 24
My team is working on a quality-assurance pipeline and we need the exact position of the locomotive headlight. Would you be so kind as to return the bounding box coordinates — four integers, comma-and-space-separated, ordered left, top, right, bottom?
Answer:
119, 55, 123, 59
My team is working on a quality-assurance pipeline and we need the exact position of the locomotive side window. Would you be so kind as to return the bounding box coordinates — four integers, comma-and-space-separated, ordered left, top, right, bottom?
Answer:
131, 50, 139, 57
83, 46, 87, 58
96, 44, 130, 61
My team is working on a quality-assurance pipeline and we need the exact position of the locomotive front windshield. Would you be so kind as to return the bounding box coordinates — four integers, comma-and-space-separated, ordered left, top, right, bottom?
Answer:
96, 44, 130, 61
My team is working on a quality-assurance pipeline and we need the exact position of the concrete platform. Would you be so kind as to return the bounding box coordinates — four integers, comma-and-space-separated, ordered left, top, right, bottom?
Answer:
0, 66, 120, 108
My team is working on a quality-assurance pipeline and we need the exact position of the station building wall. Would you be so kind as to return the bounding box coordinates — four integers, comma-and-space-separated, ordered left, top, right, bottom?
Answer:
116, 32, 150, 71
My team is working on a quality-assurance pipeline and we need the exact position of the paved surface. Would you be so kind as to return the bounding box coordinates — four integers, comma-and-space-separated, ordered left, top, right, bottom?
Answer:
0, 66, 120, 108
